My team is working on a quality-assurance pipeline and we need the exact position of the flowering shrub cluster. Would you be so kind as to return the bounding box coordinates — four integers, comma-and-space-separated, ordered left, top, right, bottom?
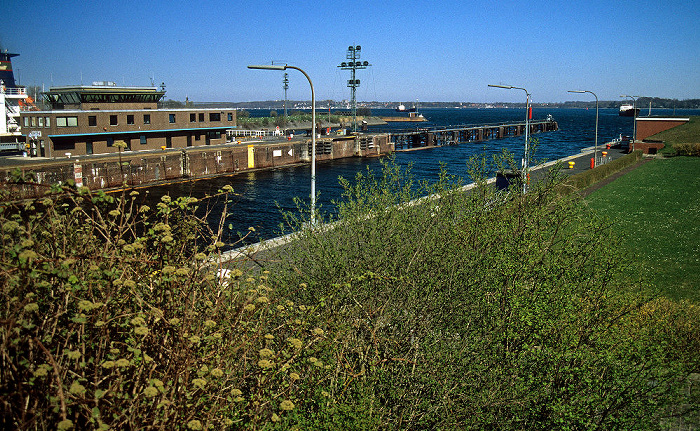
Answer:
2, 156, 699, 429
0, 186, 338, 429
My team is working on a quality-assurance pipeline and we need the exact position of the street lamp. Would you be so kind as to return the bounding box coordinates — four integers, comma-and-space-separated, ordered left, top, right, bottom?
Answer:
488, 84, 531, 193
248, 64, 317, 223
569, 90, 598, 166
620, 94, 638, 144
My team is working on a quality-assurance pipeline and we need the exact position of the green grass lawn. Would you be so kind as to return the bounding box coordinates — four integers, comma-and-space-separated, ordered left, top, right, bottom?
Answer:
652, 116, 700, 155
586, 157, 700, 302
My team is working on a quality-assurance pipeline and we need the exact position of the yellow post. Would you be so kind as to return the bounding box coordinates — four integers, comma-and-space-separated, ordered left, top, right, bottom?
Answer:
247, 145, 255, 169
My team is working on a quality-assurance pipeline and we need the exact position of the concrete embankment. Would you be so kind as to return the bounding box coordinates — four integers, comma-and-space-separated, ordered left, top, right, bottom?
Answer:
0, 118, 558, 200
0, 133, 392, 200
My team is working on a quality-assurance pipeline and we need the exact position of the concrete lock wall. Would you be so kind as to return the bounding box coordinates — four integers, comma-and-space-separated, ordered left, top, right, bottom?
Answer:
1, 135, 396, 199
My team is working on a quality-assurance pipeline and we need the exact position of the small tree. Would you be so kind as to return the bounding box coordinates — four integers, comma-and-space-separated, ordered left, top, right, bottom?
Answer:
114, 140, 128, 186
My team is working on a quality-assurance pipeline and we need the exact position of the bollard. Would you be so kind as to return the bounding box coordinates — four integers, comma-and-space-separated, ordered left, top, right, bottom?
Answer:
590, 158, 595, 169
568, 161, 575, 169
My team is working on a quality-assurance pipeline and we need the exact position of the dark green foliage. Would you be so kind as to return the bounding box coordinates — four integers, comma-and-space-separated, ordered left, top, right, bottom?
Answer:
0, 187, 340, 430
2, 157, 698, 430
672, 142, 700, 156
270, 157, 700, 429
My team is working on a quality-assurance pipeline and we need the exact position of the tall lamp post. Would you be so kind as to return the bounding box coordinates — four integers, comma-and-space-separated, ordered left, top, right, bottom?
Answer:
620, 94, 638, 144
569, 90, 598, 166
248, 64, 316, 223
283, 73, 289, 120
488, 84, 531, 193
338, 46, 370, 134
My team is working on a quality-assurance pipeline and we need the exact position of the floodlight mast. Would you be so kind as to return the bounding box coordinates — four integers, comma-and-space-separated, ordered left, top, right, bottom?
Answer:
338, 45, 370, 133
488, 84, 531, 193
283, 73, 289, 119
248, 64, 317, 223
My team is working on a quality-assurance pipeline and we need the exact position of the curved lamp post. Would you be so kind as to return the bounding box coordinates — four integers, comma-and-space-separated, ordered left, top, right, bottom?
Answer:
488, 84, 531, 193
569, 90, 598, 166
248, 64, 316, 223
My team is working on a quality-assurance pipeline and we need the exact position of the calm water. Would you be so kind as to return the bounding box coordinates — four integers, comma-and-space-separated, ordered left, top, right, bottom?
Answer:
140, 108, 700, 243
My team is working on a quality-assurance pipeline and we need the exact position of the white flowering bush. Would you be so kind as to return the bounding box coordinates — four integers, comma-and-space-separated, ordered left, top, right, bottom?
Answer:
0, 186, 339, 430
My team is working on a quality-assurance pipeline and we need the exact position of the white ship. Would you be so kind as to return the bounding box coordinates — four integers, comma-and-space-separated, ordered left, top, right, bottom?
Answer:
1, 49, 32, 153
618, 103, 639, 117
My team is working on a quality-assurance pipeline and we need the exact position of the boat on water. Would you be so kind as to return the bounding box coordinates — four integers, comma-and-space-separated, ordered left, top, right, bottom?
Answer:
395, 104, 416, 113
1, 49, 33, 154
619, 104, 639, 117
382, 111, 426, 122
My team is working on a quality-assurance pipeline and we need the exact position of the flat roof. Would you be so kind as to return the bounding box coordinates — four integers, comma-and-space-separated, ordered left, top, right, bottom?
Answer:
49, 126, 232, 138
47, 85, 163, 93
635, 117, 690, 121
26, 108, 237, 114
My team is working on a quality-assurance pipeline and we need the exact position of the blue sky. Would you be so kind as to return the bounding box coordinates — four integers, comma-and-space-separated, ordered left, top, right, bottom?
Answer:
2, 0, 698, 103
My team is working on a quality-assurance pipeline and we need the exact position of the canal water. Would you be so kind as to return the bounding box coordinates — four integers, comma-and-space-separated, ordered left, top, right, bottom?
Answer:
139, 107, 699, 244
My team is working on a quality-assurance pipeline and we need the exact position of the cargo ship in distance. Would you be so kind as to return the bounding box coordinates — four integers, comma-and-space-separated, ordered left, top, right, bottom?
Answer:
395, 104, 416, 112
619, 104, 640, 117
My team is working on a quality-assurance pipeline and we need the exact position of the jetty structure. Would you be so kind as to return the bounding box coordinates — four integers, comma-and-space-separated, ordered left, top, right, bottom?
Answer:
2, 47, 560, 199
3, 114, 560, 200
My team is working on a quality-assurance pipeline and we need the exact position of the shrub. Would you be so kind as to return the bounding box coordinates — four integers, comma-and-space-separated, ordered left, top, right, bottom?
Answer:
2, 158, 697, 429
672, 142, 700, 156
269, 157, 700, 429
0, 186, 337, 430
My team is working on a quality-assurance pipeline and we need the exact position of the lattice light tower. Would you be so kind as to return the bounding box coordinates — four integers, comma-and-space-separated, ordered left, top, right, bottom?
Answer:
283, 73, 289, 119
338, 45, 370, 133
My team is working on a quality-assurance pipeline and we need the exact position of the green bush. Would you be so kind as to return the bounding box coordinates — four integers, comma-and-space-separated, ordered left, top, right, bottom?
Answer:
2, 159, 698, 429
672, 142, 700, 156
269, 157, 700, 428
0, 186, 338, 430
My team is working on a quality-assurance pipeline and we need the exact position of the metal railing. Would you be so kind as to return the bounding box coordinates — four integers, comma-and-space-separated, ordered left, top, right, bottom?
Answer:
1, 87, 27, 96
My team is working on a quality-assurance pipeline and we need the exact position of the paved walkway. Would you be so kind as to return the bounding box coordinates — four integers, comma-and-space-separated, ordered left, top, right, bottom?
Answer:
532, 145, 629, 178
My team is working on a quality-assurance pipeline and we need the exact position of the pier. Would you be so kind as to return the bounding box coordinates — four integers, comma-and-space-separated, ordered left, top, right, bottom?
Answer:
1, 118, 559, 200
390, 118, 559, 150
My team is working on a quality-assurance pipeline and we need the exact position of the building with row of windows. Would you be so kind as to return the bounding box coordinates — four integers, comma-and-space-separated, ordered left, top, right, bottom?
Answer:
19, 82, 237, 157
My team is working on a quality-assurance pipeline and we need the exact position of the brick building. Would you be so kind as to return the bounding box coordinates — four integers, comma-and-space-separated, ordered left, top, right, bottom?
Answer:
20, 82, 236, 157
635, 117, 689, 141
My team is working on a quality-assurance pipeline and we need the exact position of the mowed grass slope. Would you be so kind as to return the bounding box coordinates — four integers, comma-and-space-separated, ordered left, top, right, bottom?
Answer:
653, 116, 700, 155
651, 115, 700, 144
586, 157, 700, 301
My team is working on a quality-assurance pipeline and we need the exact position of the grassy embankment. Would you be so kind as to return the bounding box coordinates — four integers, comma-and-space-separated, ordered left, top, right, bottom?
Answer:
586, 117, 700, 301
655, 115, 700, 156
